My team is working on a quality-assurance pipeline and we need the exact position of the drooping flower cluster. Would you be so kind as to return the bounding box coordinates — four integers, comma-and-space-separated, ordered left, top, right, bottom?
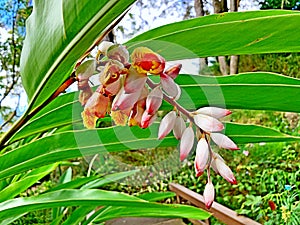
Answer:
77, 42, 181, 129
77, 41, 240, 209
158, 106, 239, 208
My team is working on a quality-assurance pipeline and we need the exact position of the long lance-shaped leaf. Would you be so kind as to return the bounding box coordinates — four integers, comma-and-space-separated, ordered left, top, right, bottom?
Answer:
0, 189, 210, 221
0, 163, 58, 202
8, 72, 300, 144
62, 191, 176, 225
20, 0, 136, 110
80, 170, 139, 190
125, 10, 300, 60
0, 123, 299, 181
50, 170, 139, 225
9, 91, 82, 143
175, 72, 300, 112
224, 123, 300, 144
89, 205, 200, 224
85, 192, 178, 224
0, 125, 175, 181
48, 170, 139, 193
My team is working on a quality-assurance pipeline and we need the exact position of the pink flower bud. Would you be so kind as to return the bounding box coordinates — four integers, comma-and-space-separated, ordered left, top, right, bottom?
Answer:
99, 60, 124, 87
212, 153, 237, 185
84, 90, 109, 118
165, 64, 182, 79
160, 73, 181, 99
128, 90, 147, 127
173, 116, 186, 140
104, 78, 121, 96
77, 60, 96, 91
98, 41, 114, 55
124, 67, 147, 94
81, 89, 110, 128
210, 152, 223, 174
203, 181, 215, 209
194, 138, 209, 177
158, 111, 176, 139
131, 47, 165, 75
128, 104, 145, 127
76, 59, 96, 80
79, 86, 93, 106
141, 112, 157, 128
107, 44, 130, 65
196, 107, 231, 119
193, 114, 224, 132
210, 133, 239, 150
180, 127, 194, 161
146, 86, 163, 115
111, 86, 142, 111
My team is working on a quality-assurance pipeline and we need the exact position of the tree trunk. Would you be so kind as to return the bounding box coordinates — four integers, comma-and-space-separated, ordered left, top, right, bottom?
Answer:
230, 0, 238, 11
218, 56, 228, 75
230, 55, 239, 74
229, 0, 239, 74
194, 0, 205, 16
213, 0, 228, 75
194, 0, 208, 73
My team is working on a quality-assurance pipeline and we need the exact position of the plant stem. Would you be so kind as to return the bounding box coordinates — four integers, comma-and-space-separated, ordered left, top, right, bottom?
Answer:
146, 78, 194, 122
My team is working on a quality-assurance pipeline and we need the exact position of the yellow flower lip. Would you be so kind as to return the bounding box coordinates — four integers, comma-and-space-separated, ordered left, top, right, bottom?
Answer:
131, 47, 165, 75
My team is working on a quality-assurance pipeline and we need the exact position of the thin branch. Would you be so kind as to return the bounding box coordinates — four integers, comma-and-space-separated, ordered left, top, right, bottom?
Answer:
0, 0, 21, 108
0, 109, 17, 130
0, 94, 20, 130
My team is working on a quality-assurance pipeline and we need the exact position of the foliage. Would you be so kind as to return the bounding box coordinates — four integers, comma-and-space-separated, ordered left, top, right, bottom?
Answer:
239, 53, 300, 78
0, 0, 31, 130
259, 0, 300, 10
0, 0, 299, 224
100, 111, 299, 224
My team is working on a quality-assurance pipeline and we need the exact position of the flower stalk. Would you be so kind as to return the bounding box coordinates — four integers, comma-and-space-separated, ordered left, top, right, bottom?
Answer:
76, 41, 240, 208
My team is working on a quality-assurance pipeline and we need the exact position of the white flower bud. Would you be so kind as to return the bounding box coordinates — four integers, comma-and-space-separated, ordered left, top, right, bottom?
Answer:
193, 114, 224, 132
158, 111, 176, 140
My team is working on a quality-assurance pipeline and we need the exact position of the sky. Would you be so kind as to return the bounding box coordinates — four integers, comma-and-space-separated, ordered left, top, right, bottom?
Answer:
115, 0, 260, 43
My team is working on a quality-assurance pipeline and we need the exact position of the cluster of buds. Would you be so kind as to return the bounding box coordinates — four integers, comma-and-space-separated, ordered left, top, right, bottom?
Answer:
77, 41, 240, 209
158, 106, 239, 208
77, 41, 181, 129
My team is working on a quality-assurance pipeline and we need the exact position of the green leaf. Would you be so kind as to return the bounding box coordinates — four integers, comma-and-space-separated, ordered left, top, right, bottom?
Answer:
0, 125, 174, 181
62, 206, 95, 225
9, 72, 300, 145
225, 123, 300, 143
47, 176, 99, 193
59, 167, 73, 185
91, 204, 208, 224
81, 170, 139, 189
137, 192, 176, 202
20, 0, 136, 111
0, 189, 210, 221
0, 163, 58, 202
126, 10, 300, 59
0, 213, 26, 225
48, 170, 139, 193
174, 72, 300, 112
9, 91, 82, 143
1, 122, 298, 181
